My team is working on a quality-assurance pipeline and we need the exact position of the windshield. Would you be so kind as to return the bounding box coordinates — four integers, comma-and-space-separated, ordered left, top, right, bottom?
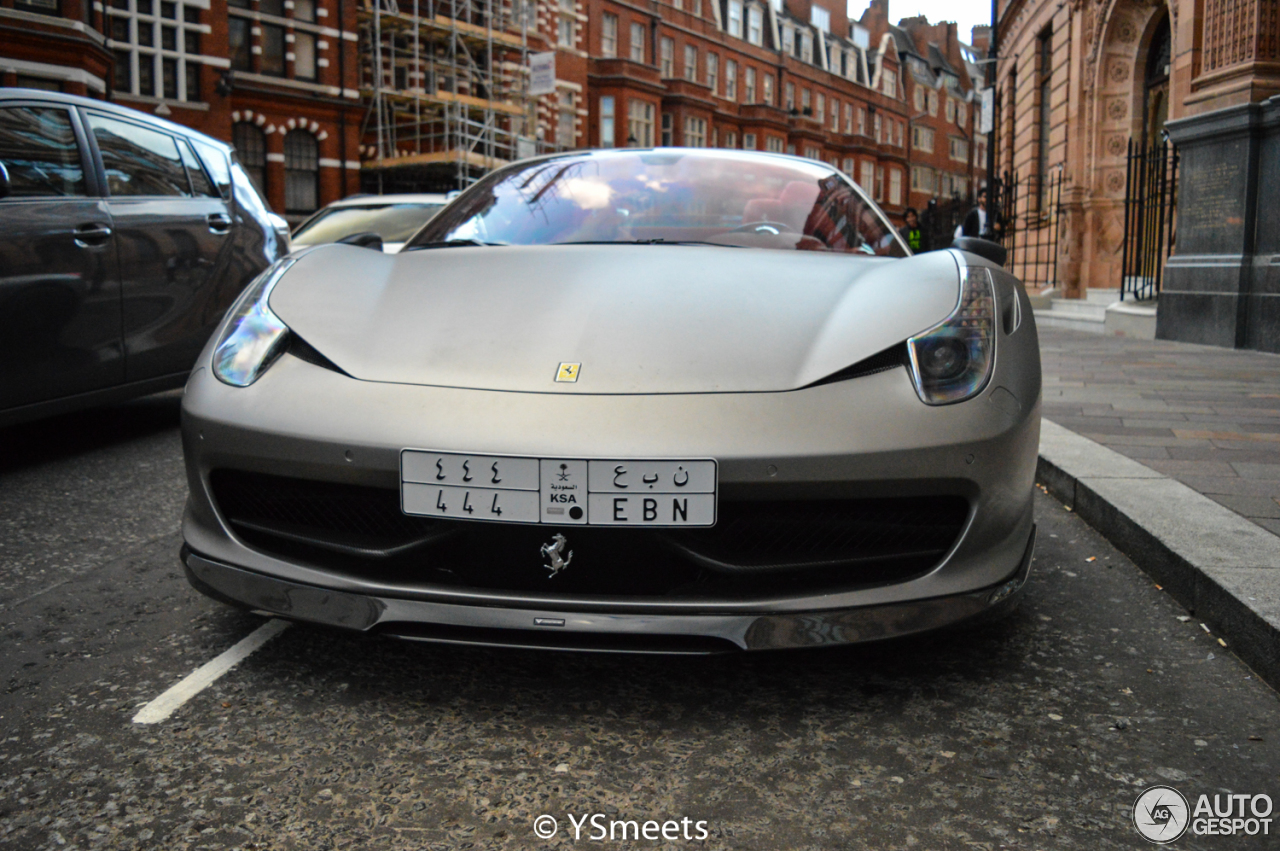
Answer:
292, 202, 446, 245
407, 150, 908, 256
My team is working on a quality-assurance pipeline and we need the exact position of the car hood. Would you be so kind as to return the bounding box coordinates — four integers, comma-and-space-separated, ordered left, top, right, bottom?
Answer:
269, 244, 961, 394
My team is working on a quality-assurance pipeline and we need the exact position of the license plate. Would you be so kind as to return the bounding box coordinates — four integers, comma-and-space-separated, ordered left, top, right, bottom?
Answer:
401, 451, 716, 527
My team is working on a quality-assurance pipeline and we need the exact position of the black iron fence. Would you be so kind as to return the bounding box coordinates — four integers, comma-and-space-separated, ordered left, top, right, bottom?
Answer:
1120, 139, 1178, 301
988, 169, 1064, 291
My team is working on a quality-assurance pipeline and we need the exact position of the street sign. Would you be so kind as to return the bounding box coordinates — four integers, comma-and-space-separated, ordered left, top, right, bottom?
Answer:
529, 52, 556, 96
980, 87, 994, 135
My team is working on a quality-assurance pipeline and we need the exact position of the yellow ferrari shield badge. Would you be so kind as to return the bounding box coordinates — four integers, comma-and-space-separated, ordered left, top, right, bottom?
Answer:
555, 362, 581, 383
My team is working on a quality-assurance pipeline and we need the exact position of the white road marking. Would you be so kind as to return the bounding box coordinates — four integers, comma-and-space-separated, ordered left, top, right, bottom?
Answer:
132, 619, 290, 725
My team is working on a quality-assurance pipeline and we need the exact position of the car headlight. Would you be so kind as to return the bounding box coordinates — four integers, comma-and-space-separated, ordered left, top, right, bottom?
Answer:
212, 258, 295, 386
906, 265, 996, 405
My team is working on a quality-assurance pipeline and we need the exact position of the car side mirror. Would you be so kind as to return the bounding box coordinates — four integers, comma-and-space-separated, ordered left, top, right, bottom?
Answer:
951, 236, 1007, 267
336, 231, 384, 251
0, 161, 10, 200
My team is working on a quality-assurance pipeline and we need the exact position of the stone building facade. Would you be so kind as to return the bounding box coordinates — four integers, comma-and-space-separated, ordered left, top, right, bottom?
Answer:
0, 0, 362, 220
995, 0, 1280, 306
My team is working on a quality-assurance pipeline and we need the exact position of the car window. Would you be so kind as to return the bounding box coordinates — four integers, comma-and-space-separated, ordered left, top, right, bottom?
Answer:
0, 105, 87, 197
292, 203, 446, 246
410, 150, 908, 257
192, 139, 233, 200
177, 138, 219, 197
87, 113, 191, 197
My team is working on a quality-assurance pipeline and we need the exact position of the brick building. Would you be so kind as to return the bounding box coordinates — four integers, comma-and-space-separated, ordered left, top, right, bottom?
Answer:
0, 0, 362, 221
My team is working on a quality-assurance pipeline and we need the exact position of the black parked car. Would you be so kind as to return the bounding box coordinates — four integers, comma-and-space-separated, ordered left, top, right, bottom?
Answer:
0, 89, 286, 427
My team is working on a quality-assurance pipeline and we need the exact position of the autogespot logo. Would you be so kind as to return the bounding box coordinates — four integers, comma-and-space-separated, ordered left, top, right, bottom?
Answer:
1134, 785, 1191, 844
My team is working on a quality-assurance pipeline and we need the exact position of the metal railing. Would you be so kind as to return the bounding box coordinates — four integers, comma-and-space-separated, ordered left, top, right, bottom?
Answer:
1120, 139, 1178, 301
986, 169, 1063, 290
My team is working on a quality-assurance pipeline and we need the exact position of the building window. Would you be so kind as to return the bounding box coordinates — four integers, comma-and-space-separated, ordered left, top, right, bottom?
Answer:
800, 33, 812, 63
803, 145, 820, 160
1037, 27, 1053, 205
660, 36, 674, 76
946, 97, 956, 123
883, 70, 897, 98
743, 132, 756, 149
763, 74, 773, 105
557, 90, 575, 148
810, 6, 829, 31
691, 0, 701, 15
261, 24, 286, 76
801, 88, 810, 115
949, 136, 968, 162
707, 53, 718, 94
781, 26, 793, 56
295, 32, 317, 80
914, 86, 925, 112
628, 100, 654, 146
727, 0, 743, 37
841, 156, 853, 175
911, 125, 934, 152
889, 168, 902, 205
684, 45, 697, 81
630, 22, 645, 63
602, 13, 618, 57
748, 7, 763, 45
859, 161, 874, 193
661, 113, 673, 146
744, 67, 756, 102
599, 96, 615, 147
233, 121, 266, 197
784, 81, 795, 111
283, 129, 317, 213
765, 135, 784, 152
722, 130, 736, 149
815, 93, 824, 124
843, 102, 852, 134
725, 60, 737, 100
927, 89, 938, 116
558, 17, 574, 48
228, 17, 251, 72
107, 0, 206, 101
830, 98, 839, 131
873, 113, 881, 143
911, 165, 935, 193
295, 0, 315, 21
874, 165, 884, 201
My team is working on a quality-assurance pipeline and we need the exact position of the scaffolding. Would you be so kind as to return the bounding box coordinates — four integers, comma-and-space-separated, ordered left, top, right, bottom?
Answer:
359, 0, 552, 192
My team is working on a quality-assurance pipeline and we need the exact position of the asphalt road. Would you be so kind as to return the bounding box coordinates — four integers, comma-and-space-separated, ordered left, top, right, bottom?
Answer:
2, 394, 1278, 850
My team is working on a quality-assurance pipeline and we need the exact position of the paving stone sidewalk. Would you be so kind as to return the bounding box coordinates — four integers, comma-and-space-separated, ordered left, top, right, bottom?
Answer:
1039, 326, 1280, 537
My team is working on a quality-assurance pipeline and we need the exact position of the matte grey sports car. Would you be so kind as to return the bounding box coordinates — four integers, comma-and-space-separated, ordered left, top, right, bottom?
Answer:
180, 148, 1040, 653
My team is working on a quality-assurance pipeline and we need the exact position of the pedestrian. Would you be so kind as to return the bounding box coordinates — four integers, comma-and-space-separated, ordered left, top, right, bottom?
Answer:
959, 189, 1002, 240
899, 207, 929, 253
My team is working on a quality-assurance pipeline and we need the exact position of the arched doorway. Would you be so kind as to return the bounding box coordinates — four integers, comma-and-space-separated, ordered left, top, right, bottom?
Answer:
1142, 17, 1170, 146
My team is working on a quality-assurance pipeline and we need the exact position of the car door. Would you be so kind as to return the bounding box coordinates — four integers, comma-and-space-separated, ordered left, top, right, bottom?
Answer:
83, 111, 236, 382
0, 101, 123, 412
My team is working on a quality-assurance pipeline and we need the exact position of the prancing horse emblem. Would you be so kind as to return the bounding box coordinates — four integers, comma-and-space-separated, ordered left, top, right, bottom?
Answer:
540, 533, 573, 578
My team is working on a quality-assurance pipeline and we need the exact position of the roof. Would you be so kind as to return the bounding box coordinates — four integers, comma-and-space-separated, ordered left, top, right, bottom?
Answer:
0, 88, 233, 153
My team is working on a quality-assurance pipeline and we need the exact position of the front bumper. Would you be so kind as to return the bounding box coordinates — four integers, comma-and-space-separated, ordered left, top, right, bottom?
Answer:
183, 524, 1034, 652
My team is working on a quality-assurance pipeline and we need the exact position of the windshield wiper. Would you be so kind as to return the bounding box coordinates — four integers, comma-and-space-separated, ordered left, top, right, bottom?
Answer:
406, 238, 507, 250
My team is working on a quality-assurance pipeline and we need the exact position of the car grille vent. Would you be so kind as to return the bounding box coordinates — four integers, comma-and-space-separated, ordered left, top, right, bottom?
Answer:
661, 496, 969, 573
805, 343, 907, 388
209, 469, 452, 559
206, 470, 968, 600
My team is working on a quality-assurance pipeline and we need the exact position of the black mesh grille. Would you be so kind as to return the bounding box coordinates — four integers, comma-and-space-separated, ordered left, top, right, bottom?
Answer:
209, 469, 451, 557
206, 469, 968, 598
665, 497, 969, 572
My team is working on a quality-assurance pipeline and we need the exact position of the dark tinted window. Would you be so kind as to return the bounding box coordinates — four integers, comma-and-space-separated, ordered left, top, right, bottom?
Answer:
192, 139, 232, 199
0, 106, 86, 197
88, 113, 191, 197
261, 25, 285, 76
178, 138, 218, 197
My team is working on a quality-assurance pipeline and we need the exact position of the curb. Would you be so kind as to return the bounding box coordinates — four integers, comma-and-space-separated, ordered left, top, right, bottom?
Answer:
1036, 419, 1280, 692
